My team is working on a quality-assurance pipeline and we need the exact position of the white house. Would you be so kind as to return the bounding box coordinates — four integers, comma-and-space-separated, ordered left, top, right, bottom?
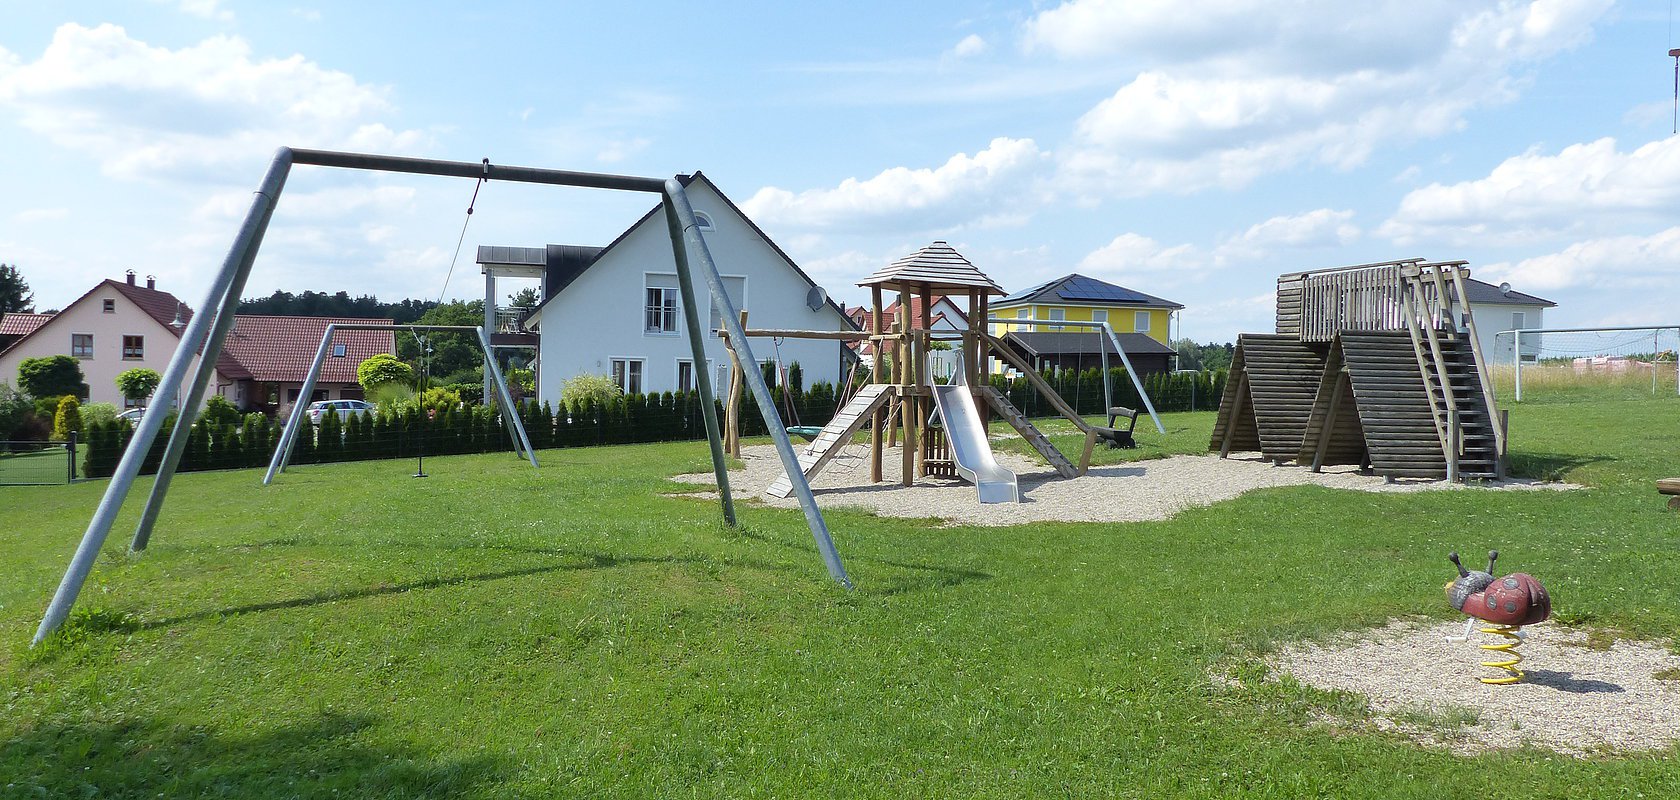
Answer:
478, 173, 856, 403
0, 272, 396, 412
0, 273, 242, 408
1451, 278, 1556, 366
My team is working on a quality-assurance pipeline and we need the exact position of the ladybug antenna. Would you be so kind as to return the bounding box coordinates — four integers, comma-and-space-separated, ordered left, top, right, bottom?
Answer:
1486, 550, 1499, 574
1449, 551, 1468, 577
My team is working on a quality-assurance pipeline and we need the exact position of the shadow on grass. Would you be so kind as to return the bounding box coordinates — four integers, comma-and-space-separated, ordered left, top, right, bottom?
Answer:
728, 526, 992, 596
1507, 451, 1611, 482
140, 551, 673, 630
0, 711, 502, 798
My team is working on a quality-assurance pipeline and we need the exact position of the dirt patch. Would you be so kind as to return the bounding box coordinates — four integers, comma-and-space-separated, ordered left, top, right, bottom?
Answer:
671, 445, 1576, 527
1269, 619, 1680, 756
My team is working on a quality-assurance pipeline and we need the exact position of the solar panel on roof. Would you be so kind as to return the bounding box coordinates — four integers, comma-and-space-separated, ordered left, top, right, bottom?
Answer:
1057, 275, 1149, 303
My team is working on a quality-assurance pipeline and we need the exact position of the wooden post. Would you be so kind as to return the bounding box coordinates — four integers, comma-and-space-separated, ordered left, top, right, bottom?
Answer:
870, 285, 884, 483
917, 285, 933, 477
730, 310, 749, 457
898, 284, 915, 487
722, 329, 740, 456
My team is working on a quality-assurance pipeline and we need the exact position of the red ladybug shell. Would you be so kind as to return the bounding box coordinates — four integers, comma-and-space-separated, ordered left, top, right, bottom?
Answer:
1463, 572, 1551, 625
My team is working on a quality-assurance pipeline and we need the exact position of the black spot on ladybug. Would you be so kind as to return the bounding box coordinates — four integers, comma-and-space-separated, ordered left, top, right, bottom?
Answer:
1503, 577, 1518, 588
1505, 600, 1518, 613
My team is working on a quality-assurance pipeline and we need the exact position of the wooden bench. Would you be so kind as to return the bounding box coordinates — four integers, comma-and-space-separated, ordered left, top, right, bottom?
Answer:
1659, 478, 1680, 510
1078, 407, 1141, 475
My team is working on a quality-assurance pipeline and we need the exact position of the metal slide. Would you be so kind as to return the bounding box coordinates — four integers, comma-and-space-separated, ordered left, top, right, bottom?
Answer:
930, 381, 1020, 504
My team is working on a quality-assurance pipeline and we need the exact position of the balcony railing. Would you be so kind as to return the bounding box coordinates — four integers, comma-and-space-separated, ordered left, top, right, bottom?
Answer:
495, 306, 534, 334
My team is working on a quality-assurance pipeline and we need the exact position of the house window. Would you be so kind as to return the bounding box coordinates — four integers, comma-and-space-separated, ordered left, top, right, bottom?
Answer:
1017, 309, 1028, 318
1134, 311, 1151, 334
122, 335, 144, 360
332, 343, 347, 358
694, 211, 715, 232
716, 363, 729, 392
102, 299, 115, 313
677, 360, 695, 393
1511, 311, 1526, 330
645, 286, 679, 334
1092, 309, 1108, 328
71, 333, 93, 358
1048, 308, 1065, 331
612, 359, 644, 395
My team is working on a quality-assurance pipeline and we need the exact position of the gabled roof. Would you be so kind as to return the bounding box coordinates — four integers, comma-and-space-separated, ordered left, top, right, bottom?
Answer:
880, 294, 969, 330
0, 279, 242, 377
1453, 277, 1556, 308
995, 273, 1184, 310
222, 316, 395, 384
858, 241, 1005, 294
1003, 330, 1176, 357
483, 172, 857, 330
0, 312, 51, 338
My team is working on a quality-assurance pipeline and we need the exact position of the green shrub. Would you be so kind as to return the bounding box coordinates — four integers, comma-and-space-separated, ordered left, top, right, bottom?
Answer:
358, 353, 416, 392
200, 394, 241, 429
114, 367, 162, 408
79, 402, 120, 427
51, 395, 81, 440
18, 355, 86, 400
559, 373, 620, 413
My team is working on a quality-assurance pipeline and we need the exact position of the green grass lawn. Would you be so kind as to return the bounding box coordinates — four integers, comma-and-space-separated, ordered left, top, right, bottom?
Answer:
3, 397, 1679, 797
0, 446, 72, 486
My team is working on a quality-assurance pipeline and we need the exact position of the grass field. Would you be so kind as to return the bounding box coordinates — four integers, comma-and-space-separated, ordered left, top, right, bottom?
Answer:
0, 445, 71, 486
3, 397, 1679, 797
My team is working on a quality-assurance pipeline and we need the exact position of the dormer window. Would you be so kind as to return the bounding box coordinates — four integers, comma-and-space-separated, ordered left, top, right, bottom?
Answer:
332, 343, 347, 358
694, 211, 715, 232
102, 299, 115, 313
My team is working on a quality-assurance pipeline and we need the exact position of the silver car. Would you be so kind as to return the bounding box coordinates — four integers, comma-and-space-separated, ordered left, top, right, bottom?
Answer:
305, 399, 375, 425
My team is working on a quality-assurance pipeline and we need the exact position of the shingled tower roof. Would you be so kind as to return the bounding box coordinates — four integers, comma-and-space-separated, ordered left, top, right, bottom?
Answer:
857, 241, 1005, 294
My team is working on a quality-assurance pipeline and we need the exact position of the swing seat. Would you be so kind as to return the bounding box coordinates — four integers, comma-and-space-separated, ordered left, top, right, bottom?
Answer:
788, 426, 824, 441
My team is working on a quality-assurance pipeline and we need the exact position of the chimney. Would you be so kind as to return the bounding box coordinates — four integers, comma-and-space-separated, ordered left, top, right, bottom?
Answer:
125, 270, 136, 286
146, 275, 156, 290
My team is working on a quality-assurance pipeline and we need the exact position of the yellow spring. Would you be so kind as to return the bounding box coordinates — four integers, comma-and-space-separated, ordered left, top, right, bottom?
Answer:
1477, 624, 1525, 685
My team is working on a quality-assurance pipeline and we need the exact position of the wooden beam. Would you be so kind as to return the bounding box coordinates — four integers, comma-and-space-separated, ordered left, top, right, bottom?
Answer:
899, 284, 915, 486
1311, 369, 1348, 472
982, 331, 1091, 434
871, 285, 884, 483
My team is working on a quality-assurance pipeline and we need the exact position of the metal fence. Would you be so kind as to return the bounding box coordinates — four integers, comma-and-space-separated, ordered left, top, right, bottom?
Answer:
0, 434, 78, 486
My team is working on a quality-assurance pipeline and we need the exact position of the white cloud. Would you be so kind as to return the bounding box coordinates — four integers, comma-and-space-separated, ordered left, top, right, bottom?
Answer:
12, 208, 69, 223
1229, 208, 1359, 250
1479, 227, 1680, 292
947, 34, 988, 60
175, 0, 234, 21
596, 137, 652, 164
0, 23, 427, 180
1380, 137, 1680, 245
1079, 233, 1204, 274
741, 137, 1047, 233
1031, 0, 1613, 196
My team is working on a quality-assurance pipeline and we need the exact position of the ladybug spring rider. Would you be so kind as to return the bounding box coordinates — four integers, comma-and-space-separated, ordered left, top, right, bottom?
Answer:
1444, 550, 1552, 684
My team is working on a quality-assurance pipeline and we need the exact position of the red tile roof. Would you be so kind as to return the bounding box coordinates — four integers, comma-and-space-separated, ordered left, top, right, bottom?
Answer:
223, 316, 395, 384
0, 312, 51, 337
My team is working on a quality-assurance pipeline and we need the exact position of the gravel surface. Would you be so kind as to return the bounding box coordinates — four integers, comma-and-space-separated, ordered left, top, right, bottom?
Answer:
1269, 619, 1680, 756
671, 445, 1575, 527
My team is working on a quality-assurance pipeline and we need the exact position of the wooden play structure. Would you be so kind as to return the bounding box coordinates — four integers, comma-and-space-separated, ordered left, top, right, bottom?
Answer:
720, 242, 1142, 503
1212, 259, 1508, 481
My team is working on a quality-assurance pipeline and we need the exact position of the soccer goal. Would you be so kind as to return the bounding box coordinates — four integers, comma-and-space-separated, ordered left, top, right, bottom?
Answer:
1491, 325, 1680, 402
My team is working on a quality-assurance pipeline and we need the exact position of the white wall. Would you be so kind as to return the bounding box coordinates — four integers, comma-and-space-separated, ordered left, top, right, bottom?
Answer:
0, 283, 231, 407
531, 180, 850, 404
1472, 303, 1548, 366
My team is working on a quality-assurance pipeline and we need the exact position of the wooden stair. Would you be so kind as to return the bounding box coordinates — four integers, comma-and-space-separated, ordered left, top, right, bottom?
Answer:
1338, 332, 1501, 480
767, 384, 895, 498
978, 387, 1078, 478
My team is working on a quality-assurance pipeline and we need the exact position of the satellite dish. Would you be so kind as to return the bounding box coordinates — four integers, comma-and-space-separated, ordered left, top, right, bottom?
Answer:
805, 285, 828, 312
1498, 282, 1513, 296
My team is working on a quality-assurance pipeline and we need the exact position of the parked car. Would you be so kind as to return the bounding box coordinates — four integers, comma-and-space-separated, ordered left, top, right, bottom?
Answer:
305, 399, 375, 425
117, 408, 147, 423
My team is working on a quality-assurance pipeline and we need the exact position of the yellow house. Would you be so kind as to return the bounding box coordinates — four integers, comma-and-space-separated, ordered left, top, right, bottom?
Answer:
989, 274, 1183, 373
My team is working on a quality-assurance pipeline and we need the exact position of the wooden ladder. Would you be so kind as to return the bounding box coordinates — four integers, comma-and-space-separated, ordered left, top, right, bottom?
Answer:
766, 384, 896, 498
979, 387, 1078, 478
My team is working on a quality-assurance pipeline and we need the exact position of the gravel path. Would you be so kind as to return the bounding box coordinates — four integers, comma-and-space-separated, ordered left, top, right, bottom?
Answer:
1269, 619, 1680, 756
671, 445, 1575, 527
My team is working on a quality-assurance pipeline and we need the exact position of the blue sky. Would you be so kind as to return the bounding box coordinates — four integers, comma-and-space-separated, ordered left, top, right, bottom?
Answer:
1, 1, 1675, 342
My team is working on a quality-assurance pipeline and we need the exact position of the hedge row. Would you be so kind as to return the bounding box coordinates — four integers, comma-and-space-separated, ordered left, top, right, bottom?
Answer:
82, 371, 1225, 477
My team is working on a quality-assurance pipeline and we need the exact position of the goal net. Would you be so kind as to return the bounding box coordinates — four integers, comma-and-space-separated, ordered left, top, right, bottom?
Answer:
1488, 326, 1680, 403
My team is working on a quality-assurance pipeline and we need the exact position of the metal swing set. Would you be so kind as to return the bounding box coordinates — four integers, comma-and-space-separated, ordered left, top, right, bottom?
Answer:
33, 148, 850, 646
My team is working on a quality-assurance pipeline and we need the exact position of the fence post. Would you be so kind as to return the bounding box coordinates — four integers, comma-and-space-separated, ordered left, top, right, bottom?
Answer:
67, 430, 78, 483
1513, 330, 1523, 403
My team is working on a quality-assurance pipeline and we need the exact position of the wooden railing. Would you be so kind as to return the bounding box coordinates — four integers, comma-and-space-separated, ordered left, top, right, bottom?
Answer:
1279, 259, 1460, 342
